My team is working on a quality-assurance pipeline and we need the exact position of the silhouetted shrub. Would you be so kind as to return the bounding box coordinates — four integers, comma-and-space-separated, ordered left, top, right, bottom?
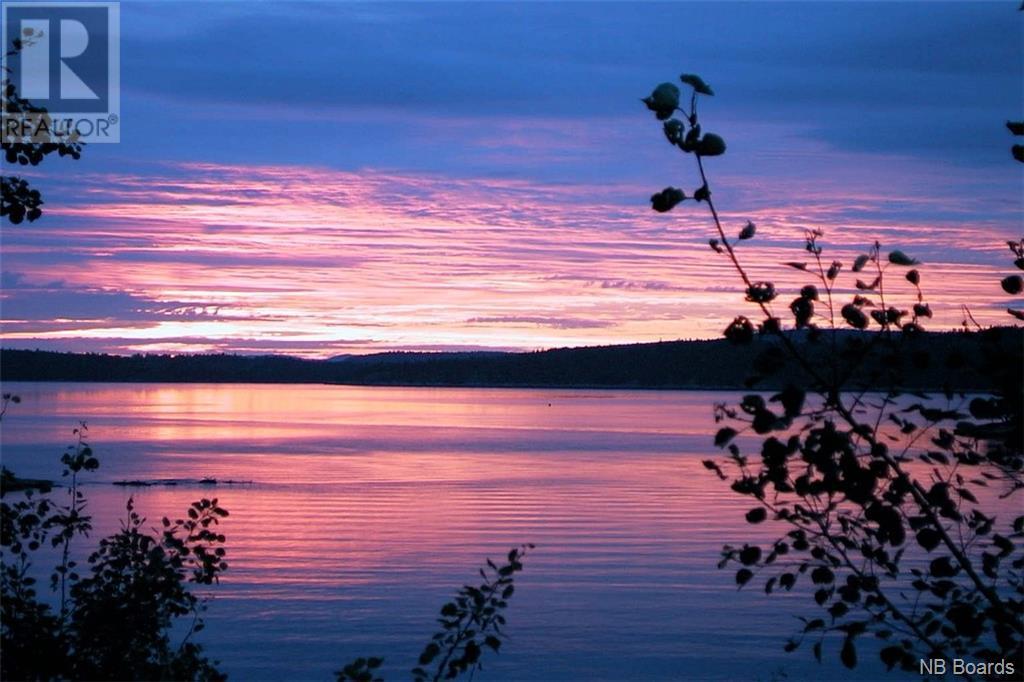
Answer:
338, 545, 533, 682
1, 415, 229, 681
1, 37, 83, 225
642, 73, 1023, 672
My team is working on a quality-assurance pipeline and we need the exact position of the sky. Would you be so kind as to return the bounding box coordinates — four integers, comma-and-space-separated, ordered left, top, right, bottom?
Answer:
2, 1, 1022, 357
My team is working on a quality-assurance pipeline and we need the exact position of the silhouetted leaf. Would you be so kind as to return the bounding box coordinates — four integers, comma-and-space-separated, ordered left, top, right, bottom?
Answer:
888, 250, 919, 266
880, 646, 904, 671
929, 556, 958, 578
790, 297, 813, 328
828, 602, 848, 620
724, 316, 755, 344
745, 508, 767, 524
811, 566, 834, 584
775, 385, 805, 418
841, 304, 868, 330
915, 528, 941, 552
855, 276, 880, 291
715, 427, 738, 447
803, 618, 825, 632
841, 638, 857, 669
745, 282, 777, 303
679, 73, 714, 95
735, 568, 753, 586
642, 83, 680, 120
697, 133, 726, 157
650, 187, 686, 213
702, 459, 726, 480
663, 119, 684, 145
419, 643, 441, 665
1001, 275, 1023, 294
739, 545, 761, 565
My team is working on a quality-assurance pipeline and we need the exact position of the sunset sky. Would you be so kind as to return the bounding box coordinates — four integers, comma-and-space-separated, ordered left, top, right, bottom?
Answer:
2, 1, 1021, 357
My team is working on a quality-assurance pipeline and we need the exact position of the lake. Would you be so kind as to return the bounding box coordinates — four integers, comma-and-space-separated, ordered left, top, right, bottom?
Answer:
1, 382, 893, 680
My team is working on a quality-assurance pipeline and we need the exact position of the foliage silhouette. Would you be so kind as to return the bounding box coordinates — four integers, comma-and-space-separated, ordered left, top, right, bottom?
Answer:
337, 544, 533, 682
2, 35, 84, 225
1011, 6, 1024, 163
642, 73, 1023, 673
1, 406, 230, 681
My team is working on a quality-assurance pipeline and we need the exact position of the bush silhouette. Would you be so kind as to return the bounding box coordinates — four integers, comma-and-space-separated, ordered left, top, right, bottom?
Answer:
337, 544, 533, 682
1, 36, 83, 226
642, 73, 1022, 672
1, 416, 230, 680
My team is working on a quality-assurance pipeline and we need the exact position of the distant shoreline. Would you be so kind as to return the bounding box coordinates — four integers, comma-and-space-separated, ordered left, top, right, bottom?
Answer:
0, 378, 761, 392
3, 328, 1019, 392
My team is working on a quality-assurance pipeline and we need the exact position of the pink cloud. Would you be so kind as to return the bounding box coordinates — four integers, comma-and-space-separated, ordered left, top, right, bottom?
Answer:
2, 159, 1018, 357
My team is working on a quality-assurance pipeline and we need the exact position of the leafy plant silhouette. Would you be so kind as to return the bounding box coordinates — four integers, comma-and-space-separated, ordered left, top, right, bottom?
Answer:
338, 544, 533, 682
642, 73, 1023, 672
1010, 5, 1024, 164
2, 34, 84, 225
1, 408, 230, 680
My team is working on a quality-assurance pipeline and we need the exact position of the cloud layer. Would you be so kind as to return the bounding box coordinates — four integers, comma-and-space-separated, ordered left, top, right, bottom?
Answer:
1, 2, 1020, 356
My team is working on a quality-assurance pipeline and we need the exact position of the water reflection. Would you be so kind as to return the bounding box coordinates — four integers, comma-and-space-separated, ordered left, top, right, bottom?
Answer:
3, 383, 896, 680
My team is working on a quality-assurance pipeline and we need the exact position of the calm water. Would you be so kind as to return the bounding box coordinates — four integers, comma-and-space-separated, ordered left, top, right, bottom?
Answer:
1, 382, 895, 680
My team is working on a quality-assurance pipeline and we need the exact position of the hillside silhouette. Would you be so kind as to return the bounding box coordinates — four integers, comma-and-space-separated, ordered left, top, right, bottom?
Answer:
3, 328, 1018, 391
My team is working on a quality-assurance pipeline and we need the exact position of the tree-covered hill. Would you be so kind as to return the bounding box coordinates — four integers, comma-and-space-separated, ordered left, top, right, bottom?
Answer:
2, 328, 1019, 391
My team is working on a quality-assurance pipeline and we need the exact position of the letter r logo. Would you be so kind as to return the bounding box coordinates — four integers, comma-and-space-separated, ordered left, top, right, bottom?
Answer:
2, 3, 119, 113
19, 18, 100, 101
